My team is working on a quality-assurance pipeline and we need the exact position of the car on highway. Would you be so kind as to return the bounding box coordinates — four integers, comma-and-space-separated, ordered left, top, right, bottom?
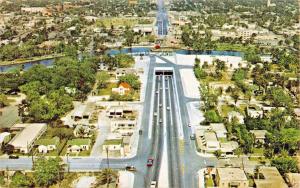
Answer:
187, 123, 191, 127
156, 91, 159, 94
167, 106, 170, 110
150, 181, 157, 188
125, 166, 136, 171
154, 112, 158, 116
190, 134, 195, 140
159, 119, 162, 123
147, 158, 154, 167
9, 155, 19, 159
139, 130, 143, 135
159, 104, 162, 107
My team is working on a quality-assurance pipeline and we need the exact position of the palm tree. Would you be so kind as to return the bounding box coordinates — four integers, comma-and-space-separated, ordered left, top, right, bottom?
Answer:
94, 168, 118, 187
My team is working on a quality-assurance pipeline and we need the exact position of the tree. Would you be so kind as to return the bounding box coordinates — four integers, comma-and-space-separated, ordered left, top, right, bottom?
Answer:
123, 26, 135, 47
97, 71, 110, 88
271, 156, 298, 175
115, 54, 135, 68
96, 168, 118, 186
214, 150, 222, 159
0, 94, 9, 108
204, 109, 222, 123
267, 87, 292, 108
11, 171, 33, 187
119, 74, 141, 90
279, 128, 300, 154
34, 157, 64, 187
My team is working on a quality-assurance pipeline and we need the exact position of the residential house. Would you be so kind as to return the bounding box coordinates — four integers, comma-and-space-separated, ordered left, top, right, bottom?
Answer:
112, 82, 132, 95
0, 132, 11, 147
8, 123, 47, 154
73, 125, 92, 138
210, 123, 227, 139
228, 111, 244, 124
247, 106, 263, 118
254, 167, 288, 188
115, 68, 137, 80
133, 24, 154, 35
102, 138, 124, 157
250, 130, 268, 144
195, 129, 220, 153
110, 118, 136, 135
220, 141, 239, 155
36, 137, 60, 153
216, 168, 249, 188
67, 139, 91, 153
98, 62, 109, 71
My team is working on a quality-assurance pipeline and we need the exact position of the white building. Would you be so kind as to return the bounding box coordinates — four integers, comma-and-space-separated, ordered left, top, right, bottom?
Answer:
8, 123, 47, 154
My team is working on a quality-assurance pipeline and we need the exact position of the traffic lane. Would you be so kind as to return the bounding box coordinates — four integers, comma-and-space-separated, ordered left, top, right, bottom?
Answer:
168, 75, 182, 187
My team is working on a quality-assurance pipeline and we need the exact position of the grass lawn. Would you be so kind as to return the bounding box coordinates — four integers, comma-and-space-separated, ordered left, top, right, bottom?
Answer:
221, 105, 235, 117
216, 43, 255, 52
253, 148, 264, 155
98, 83, 118, 96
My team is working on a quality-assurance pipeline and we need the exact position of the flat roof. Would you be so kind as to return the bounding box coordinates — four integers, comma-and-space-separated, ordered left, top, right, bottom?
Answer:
210, 123, 227, 133
255, 167, 288, 188
217, 168, 247, 181
8, 123, 47, 148
204, 132, 218, 142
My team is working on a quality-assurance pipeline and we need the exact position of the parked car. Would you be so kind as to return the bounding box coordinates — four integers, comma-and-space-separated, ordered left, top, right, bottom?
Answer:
125, 166, 136, 171
150, 181, 157, 188
147, 158, 154, 167
190, 134, 195, 140
139, 130, 143, 135
9, 155, 19, 159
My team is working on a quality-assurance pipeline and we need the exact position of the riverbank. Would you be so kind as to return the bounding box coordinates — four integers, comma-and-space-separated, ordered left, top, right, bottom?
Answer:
0, 53, 65, 66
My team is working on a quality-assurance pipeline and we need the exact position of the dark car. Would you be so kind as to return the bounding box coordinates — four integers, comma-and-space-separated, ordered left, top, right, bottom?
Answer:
147, 158, 154, 167
139, 130, 143, 135
9, 155, 19, 159
125, 166, 136, 171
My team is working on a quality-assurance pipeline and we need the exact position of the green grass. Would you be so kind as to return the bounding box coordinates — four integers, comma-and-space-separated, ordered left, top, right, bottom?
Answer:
98, 83, 118, 96
216, 43, 255, 52
253, 148, 264, 155
221, 105, 235, 117
206, 177, 214, 187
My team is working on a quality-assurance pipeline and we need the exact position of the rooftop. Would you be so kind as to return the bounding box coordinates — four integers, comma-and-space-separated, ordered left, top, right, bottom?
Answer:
250, 130, 268, 139
254, 167, 288, 188
217, 168, 248, 181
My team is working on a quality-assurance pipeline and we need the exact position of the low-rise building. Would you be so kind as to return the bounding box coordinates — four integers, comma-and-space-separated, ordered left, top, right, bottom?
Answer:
210, 123, 227, 139
112, 82, 132, 95
115, 68, 137, 80
216, 168, 248, 188
247, 106, 263, 118
36, 137, 60, 153
254, 167, 288, 188
0, 132, 11, 147
67, 139, 91, 153
250, 130, 268, 144
110, 118, 136, 135
285, 173, 300, 188
102, 138, 124, 157
196, 129, 220, 153
220, 141, 239, 155
228, 111, 244, 124
106, 106, 134, 118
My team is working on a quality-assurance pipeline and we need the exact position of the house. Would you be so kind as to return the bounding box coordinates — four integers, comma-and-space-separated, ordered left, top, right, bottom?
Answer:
115, 68, 137, 80
216, 168, 249, 188
106, 106, 134, 118
0, 132, 11, 147
196, 129, 220, 153
254, 167, 288, 188
250, 130, 268, 144
98, 62, 109, 71
110, 118, 136, 135
112, 82, 132, 95
133, 24, 154, 35
227, 111, 244, 124
73, 125, 92, 138
70, 102, 95, 125
67, 139, 91, 153
102, 138, 124, 157
220, 141, 239, 155
285, 173, 300, 188
36, 137, 60, 153
210, 123, 227, 139
247, 106, 263, 118
8, 123, 47, 154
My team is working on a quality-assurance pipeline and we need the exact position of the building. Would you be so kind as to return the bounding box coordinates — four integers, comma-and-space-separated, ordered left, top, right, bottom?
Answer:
73, 125, 92, 138
0, 132, 11, 147
67, 139, 91, 153
110, 118, 136, 135
8, 123, 47, 154
106, 106, 134, 118
227, 111, 244, 124
216, 168, 249, 188
254, 167, 287, 188
133, 24, 154, 35
250, 130, 268, 144
112, 82, 132, 95
102, 138, 124, 157
220, 141, 239, 155
70, 102, 95, 126
36, 137, 60, 153
210, 123, 227, 139
285, 173, 300, 188
115, 68, 137, 80
196, 129, 220, 153
247, 106, 263, 118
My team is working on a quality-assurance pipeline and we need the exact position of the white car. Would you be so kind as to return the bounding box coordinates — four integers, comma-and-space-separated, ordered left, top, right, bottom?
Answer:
154, 112, 158, 116
167, 107, 170, 110
187, 123, 191, 127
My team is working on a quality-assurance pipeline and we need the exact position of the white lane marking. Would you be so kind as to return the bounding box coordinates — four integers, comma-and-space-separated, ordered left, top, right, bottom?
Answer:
148, 73, 157, 139
158, 75, 169, 188
172, 70, 184, 139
